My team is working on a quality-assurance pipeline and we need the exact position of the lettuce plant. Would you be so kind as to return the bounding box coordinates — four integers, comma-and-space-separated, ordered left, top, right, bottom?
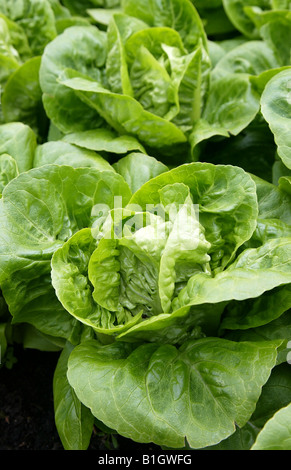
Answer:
46, 160, 291, 449
39, 1, 210, 155
0, 0, 291, 452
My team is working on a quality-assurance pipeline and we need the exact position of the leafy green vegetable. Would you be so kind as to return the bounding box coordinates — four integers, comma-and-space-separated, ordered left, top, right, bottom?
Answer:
62, 128, 146, 154
39, 25, 107, 133
2, 56, 49, 141
34, 141, 113, 170
113, 153, 168, 192
62, 0, 120, 17
0, 0, 291, 453
222, 0, 271, 38
0, 164, 131, 340
59, 68, 188, 150
67, 338, 281, 448
252, 403, 291, 450
51, 162, 261, 341
53, 342, 94, 450
0, 0, 57, 55
261, 68, 291, 169
0, 122, 37, 173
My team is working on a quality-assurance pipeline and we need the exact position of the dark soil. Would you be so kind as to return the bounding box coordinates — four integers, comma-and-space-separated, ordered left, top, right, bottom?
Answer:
0, 345, 160, 451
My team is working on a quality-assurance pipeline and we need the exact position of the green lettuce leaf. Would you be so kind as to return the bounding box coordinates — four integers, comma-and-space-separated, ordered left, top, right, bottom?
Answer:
39, 25, 107, 134
173, 238, 291, 311
0, 164, 131, 339
0, 0, 57, 55
0, 122, 37, 173
62, 129, 146, 155
213, 40, 279, 77
0, 154, 19, 196
113, 153, 168, 193
2, 56, 49, 141
251, 403, 291, 450
59, 68, 187, 150
221, 285, 291, 331
51, 162, 259, 340
225, 310, 291, 366
222, 0, 271, 38
67, 337, 281, 448
245, 8, 291, 66
122, 0, 207, 51
190, 72, 261, 153
261, 68, 291, 169
53, 342, 95, 450
34, 141, 113, 171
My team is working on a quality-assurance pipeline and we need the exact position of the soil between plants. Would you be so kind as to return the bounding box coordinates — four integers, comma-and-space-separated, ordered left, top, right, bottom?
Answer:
0, 345, 160, 451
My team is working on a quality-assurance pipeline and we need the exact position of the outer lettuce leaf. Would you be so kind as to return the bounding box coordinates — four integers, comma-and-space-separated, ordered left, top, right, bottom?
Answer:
2, 56, 49, 141
53, 342, 94, 450
121, 0, 207, 52
213, 40, 279, 77
0, 55, 19, 108
54, 16, 92, 34
0, 164, 131, 339
245, 8, 291, 66
271, 0, 291, 6
0, 13, 32, 62
191, 0, 223, 7
204, 422, 259, 450
220, 285, 291, 331
190, 72, 261, 153
34, 141, 113, 171
0, 0, 57, 55
0, 154, 19, 196
202, 73, 260, 134
252, 174, 291, 224
251, 403, 291, 450
191, 0, 236, 38
39, 26, 107, 134
106, 13, 146, 96
195, 118, 277, 183
250, 362, 291, 429
0, 122, 37, 173
261, 69, 291, 169
222, 0, 271, 38
225, 310, 291, 366
274, 162, 291, 186
250, 66, 291, 95
67, 337, 281, 449
113, 153, 168, 193
59, 69, 187, 151
205, 361, 291, 450
173, 238, 291, 311
87, 8, 122, 27
62, 128, 146, 155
